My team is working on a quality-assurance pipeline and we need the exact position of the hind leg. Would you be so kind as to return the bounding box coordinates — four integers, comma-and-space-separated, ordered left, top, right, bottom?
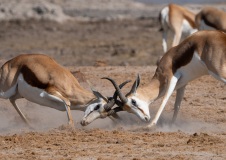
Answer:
162, 29, 168, 53
39, 91, 74, 127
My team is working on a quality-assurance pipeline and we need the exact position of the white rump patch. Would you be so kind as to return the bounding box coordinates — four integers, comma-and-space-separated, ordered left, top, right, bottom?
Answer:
182, 19, 197, 35
160, 6, 170, 30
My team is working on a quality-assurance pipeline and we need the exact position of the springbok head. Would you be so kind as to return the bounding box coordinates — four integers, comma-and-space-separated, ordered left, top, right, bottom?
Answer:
80, 80, 130, 126
104, 75, 150, 122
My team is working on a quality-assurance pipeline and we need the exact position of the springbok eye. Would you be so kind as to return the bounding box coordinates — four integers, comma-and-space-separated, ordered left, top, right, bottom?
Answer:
131, 99, 137, 106
94, 104, 100, 110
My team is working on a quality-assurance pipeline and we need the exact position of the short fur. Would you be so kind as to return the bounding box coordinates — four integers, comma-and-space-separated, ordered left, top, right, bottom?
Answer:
159, 3, 197, 53
0, 54, 104, 126
195, 7, 226, 32
125, 30, 226, 127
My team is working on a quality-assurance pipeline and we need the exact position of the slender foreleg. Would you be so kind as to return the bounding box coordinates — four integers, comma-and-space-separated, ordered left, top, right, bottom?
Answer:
148, 73, 181, 127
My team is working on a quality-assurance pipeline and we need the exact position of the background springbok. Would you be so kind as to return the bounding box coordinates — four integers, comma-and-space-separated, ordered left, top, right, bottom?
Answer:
159, 3, 197, 53
0, 54, 120, 127
108, 30, 226, 128
195, 7, 226, 32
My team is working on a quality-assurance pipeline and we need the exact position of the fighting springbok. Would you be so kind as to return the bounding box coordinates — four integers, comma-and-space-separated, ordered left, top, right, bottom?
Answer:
81, 79, 130, 126
0, 54, 126, 127
159, 3, 197, 53
107, 30, 226, 127
81, 77, 150, 125
195, 7, 226, 32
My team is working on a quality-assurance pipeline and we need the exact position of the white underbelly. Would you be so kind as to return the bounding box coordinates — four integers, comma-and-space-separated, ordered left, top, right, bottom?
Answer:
17, 74, 66, 111
175, 52, 209, 89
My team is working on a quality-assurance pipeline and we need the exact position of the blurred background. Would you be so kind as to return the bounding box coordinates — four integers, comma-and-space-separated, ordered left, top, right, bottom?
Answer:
0, 0, 226, 67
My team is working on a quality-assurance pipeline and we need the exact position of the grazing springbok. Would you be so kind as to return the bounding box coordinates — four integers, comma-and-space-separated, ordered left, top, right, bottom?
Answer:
107, 30, 226, 127
195, 7, 226, 32
0, 54, 125, 127
159, 3, 197, 53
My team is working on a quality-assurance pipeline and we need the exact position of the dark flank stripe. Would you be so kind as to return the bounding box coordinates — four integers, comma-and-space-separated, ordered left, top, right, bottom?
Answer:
171, 41, 195, 73
21, 65, 48, 89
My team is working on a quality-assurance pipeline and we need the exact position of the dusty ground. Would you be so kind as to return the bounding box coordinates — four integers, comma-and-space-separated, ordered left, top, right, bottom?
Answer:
0, 1, 226, 159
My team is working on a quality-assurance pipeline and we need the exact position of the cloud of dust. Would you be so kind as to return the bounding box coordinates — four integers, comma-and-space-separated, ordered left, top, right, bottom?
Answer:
0, 98, 225, 135
0, 98, 141, 134
148, 109, 226, 134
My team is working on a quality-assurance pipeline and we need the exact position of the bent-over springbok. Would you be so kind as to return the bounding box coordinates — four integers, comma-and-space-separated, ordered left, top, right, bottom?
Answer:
195, 7, 226, 32
0, 54, 125, 127
159, 3, 197, 53
108, 30, 226, 127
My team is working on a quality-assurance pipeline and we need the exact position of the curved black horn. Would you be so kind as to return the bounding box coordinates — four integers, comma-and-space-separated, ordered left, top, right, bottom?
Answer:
113, 80, 131, 100
107, 106, 123, 116
126, 74, 140, 97
103, 80, 131, 111
102, 77, 128, 103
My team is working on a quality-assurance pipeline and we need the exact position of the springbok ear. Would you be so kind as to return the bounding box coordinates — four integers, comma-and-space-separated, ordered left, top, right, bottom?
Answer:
136, 74, 140, 88
87, 79, 108, 102
126, 74, 140, 96
91, 88, 108, 102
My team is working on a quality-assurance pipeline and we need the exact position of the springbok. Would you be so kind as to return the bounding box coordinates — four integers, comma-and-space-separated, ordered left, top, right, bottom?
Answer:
0, 54, 126, 127
159, 3, 197, 53
107, 30, 226, 127
195, 7, 226, 32
81, 79, 130, 126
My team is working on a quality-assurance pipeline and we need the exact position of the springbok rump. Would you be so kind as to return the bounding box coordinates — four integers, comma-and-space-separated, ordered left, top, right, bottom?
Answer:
159, 3, 197, 53
195, 7, 226, 32
105, 30, 226, 128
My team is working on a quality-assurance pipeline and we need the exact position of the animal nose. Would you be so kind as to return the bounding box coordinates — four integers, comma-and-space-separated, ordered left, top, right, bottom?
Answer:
80, 120, 87, 126
144, 116, 150, 122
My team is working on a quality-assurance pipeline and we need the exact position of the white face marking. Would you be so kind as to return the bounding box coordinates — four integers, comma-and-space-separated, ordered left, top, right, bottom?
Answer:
81, 99, 107, 126
84, 102, 101, 117
126, 96, 150, 122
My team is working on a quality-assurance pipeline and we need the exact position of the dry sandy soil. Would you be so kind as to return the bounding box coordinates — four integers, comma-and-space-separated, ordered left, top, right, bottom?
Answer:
0, 1, 226, 160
